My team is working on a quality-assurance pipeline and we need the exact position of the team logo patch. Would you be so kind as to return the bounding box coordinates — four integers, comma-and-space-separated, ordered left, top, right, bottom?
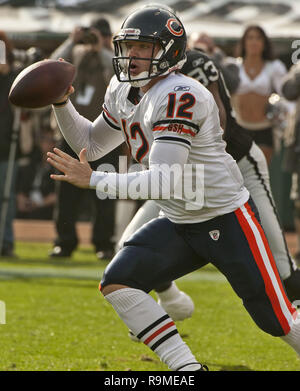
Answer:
174, 86, 190, 91
166, 18, 184, 37
209, 230, 220, 241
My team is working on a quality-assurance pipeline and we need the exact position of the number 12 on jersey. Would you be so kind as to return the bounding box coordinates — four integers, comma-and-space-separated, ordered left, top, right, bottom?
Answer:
166, 93, 195, 119
121, 119, 149, 163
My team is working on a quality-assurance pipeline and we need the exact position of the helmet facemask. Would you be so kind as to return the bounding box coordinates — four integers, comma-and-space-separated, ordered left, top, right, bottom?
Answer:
112, 7, 187, 87
113, 35, 172, 87
113, 38, 186, 88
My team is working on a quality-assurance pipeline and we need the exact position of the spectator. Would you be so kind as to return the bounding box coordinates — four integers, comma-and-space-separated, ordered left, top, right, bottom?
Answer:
90, 17, 113, 51
188, 31, 240, 94
16, 128, 57, 220
0, 31, 19, 257
49, 18, 122, 259
231, 25, 287, 165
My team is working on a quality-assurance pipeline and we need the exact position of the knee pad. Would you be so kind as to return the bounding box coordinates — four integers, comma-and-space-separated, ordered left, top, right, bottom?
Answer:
100, 262, 133, 292
100, 246, 154, 293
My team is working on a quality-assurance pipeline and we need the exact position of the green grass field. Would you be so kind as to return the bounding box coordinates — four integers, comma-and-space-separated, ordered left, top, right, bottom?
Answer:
0, 241, 299, 371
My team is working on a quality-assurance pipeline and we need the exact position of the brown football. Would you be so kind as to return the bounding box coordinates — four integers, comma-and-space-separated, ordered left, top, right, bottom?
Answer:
9, 59, 76, 108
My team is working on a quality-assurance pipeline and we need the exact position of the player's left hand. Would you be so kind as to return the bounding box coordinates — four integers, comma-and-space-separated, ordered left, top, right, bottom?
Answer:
47, 147, 92, 188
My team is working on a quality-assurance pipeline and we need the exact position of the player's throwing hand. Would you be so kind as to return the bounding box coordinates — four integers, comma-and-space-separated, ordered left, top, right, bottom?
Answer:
47, 147, 92, 188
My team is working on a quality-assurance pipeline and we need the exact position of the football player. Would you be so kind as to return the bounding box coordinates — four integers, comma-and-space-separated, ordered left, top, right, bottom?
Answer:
48, 7, 300, 371
118, 50, 300, 332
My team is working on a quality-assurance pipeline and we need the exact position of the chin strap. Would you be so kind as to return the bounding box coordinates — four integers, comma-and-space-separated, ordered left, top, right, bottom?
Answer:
129, 72, 153, 88
127, 58, 187, 88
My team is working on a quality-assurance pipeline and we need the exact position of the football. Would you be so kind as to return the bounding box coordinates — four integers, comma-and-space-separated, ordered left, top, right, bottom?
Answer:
9, 59, 76, 109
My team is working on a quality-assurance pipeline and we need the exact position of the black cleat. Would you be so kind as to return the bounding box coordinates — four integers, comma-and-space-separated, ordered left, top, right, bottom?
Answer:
197, 364, 209, 371
96, 249, 114, 260
49, 246, 73, 258
176, 362, 209, 371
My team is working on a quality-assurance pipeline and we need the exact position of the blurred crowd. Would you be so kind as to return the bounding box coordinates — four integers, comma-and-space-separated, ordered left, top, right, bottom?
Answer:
1, 15, 300, 262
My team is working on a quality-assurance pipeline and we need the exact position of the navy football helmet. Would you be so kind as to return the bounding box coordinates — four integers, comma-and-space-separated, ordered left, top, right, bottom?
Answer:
113, 6, 187, 87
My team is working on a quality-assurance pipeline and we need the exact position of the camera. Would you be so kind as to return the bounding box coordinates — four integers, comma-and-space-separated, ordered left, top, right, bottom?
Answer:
79, 27, 99, 45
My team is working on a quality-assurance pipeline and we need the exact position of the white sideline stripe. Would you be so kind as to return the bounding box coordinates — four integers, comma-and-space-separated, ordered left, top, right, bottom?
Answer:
179, 272, 226, 282
241, 205, 294, 327
0, 267, 103, 280
0, 267, 226, 282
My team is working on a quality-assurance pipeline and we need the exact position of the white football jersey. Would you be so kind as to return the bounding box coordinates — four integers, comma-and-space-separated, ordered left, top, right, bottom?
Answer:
102, 72, 249, 223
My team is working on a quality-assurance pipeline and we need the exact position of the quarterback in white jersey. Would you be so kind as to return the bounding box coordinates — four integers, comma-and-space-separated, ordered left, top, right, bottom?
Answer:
48, 6, 300, 371
102, 71, 248, 222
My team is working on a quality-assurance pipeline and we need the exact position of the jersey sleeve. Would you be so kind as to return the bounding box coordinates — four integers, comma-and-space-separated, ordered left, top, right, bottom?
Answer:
271, 59, 287, 95
190, 54, 220, 88
152, 86, 208, 150
282, 63, 300, 101
101, 76, 121, 131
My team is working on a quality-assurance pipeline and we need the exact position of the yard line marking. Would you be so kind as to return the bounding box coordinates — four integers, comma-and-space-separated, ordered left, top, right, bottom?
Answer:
0, 267, 226, 283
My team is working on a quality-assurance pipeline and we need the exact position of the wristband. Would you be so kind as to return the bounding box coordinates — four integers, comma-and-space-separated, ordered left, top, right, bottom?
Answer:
53, 99, 69, 107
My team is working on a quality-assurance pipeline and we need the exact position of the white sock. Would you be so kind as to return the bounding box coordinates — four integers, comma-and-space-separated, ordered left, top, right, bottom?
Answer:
156, 282, 181, 302
104, 287, 201, 370
281, 317, 300, 356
